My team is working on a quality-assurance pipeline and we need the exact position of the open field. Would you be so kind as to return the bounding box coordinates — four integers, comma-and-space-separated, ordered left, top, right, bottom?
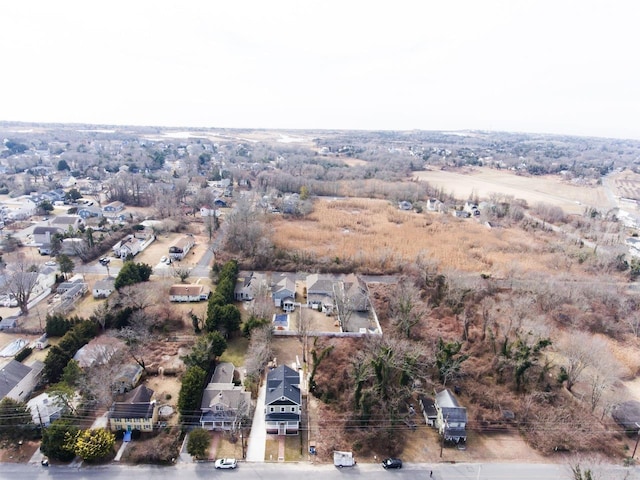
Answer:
271, 196, 575, 275
414, 166, 614, 214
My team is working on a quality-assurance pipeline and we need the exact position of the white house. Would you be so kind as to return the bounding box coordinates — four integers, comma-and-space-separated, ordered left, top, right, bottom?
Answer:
169, 284, 211, 302
169, 235, 195, 260
93, 278, 116, 299
200, 362, 251, 431
27, 392, 65, 427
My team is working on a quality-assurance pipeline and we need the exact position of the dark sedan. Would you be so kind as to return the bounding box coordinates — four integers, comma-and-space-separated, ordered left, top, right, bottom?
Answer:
382, 458, 402, 469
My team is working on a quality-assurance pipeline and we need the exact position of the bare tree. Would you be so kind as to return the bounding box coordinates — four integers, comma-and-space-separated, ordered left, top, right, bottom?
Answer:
113, 309, 156, 372
172, 265, 191, 283
249, 279, 274, 321
222, 195, 269, 257
297, 305, 312, 363
333, 282, 354, 332
557, 331, 607, 392
2, 252, 40, 315
389, 276, 425, 339
584, 349, 620, 413
244, 325, 273, 391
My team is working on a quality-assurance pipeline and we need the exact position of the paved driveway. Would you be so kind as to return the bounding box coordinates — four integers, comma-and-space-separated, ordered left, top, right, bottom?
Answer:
245, 379, 266, 461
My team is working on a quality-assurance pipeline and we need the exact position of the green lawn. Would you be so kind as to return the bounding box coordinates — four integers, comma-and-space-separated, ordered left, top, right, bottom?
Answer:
219, 335, 248, 366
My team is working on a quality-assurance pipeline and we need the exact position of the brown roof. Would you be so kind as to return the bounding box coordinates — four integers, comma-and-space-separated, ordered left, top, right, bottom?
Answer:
169, 284, 206, 296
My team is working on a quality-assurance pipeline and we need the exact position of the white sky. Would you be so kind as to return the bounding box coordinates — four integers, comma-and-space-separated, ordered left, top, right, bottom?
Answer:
1, 0, 640, 139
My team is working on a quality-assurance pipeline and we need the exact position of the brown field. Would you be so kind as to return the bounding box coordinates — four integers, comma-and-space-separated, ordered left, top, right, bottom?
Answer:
271, 196, 572, 275
413, 167, 614, 214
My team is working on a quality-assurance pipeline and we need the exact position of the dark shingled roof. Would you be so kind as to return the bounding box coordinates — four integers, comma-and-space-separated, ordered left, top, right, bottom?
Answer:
265, 365, 300, 406
109, 385, 155, 420
0, 360, 32, 399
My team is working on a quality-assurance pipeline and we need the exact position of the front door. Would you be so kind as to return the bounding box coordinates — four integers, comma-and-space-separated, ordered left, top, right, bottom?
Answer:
278, 422, 286, 435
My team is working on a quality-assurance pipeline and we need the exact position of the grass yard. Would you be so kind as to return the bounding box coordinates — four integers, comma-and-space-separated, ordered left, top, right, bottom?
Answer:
219, 335, 249, 367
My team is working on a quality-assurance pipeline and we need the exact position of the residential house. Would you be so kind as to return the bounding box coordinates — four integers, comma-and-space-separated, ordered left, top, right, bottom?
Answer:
306, 273, 336, 312
341, 274, 370, 312
108, 384, 158, 432
169, 235, 195, 260
50, 215, 82, 232
92, 278, 116, 299
426, 198, 444, 212
0, 359, 44, 402
264, 365, 301, 435
271, 274, 296, 312
168, 284, 211, 302
77, 205, 103, 219
419, 396, 437, 427
112, 234, 142, 259
464, 202, 480, 217
27, 392, 65, 427
112, 363, 144, 394
0, 317, 18, 331
434, 389, 467, 443
234, 271, 255, 301
33, 226, 63, 246
452, 209, 471, 219
73, 336, 124, 369
103, 201, 125, 214
200, 362, 251, 431
56, 277, 88, 301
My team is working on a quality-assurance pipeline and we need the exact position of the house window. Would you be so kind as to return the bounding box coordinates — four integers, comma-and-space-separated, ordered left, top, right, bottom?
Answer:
280, 407, 285, 412
291, 407, 295, 412
270, 407, 274, 412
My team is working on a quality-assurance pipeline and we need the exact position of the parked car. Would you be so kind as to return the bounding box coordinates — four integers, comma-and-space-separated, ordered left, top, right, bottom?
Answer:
214, 458, 237, 469
382, 458, 402, 469
160, 256, 167, 264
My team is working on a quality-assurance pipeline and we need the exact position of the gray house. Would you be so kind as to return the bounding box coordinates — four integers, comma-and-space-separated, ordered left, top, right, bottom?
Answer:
265, 365, 301, 435
0, 360, 44, 403
200, 362, 251, 431
271, 274, 296, 312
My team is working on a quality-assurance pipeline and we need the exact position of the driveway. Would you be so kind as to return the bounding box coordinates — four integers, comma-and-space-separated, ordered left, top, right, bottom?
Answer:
245, 379, 266, 462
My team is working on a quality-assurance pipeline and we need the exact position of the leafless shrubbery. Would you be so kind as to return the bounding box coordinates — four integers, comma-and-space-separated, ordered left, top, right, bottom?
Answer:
532, 202, 567, 224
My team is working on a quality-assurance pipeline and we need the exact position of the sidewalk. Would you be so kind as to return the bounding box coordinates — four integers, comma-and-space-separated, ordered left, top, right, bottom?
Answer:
245, 379, 266, 461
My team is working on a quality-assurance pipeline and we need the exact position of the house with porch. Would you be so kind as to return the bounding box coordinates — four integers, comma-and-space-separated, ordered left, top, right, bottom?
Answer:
271, 274, 296, 312
200, 362, 251, 431
265, 364, 301, 435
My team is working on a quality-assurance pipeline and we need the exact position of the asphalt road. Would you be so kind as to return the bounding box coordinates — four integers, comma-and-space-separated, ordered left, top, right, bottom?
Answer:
0, 462, 638, 480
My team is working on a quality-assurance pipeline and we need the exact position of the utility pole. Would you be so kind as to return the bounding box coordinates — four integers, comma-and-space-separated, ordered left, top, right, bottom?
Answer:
241, 427, 245, 459
633, 423, 640, 458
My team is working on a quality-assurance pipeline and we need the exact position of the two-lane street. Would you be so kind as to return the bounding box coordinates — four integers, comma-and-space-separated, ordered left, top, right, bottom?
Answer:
0, 461, 638, 480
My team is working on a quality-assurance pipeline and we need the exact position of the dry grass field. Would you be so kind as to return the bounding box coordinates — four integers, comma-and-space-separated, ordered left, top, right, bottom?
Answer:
271, 196, 573, 275
414, 167, 614, 214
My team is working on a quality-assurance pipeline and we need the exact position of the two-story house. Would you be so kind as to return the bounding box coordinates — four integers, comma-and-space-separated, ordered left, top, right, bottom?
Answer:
108, 384, 158, 433
200, 362, 251, 431
434, 389, 467, 443
264, 365, 301, 435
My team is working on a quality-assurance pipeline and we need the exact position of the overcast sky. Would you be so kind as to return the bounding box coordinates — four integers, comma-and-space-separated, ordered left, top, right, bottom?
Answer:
2, 1, 639, 139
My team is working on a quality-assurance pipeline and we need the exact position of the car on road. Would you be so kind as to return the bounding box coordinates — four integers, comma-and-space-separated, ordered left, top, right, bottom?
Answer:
99, 257, 110, 265
382, 458, 402, 469
44, 260, 57, 267
214, 458, 237, 469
